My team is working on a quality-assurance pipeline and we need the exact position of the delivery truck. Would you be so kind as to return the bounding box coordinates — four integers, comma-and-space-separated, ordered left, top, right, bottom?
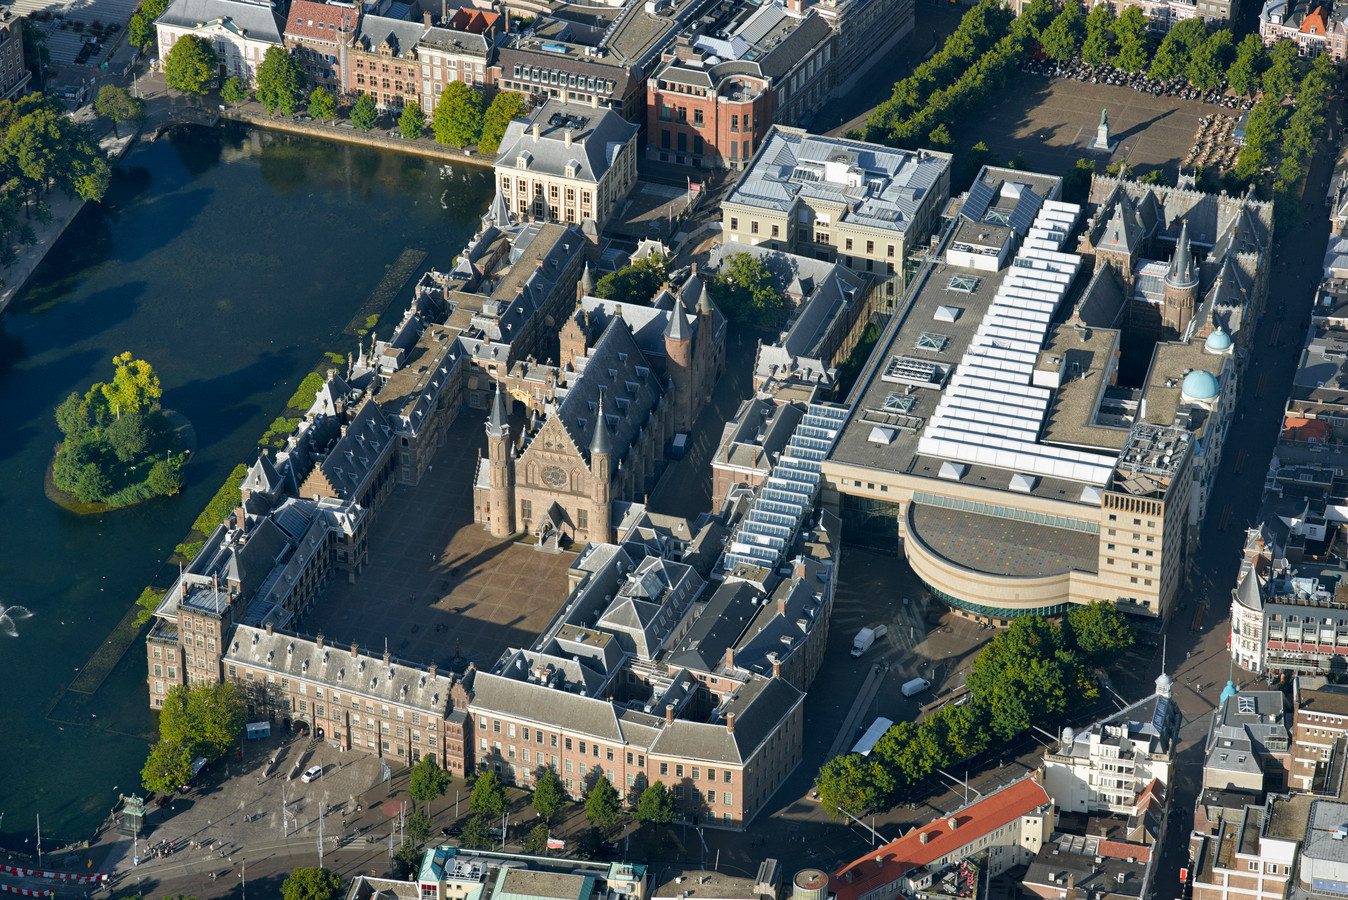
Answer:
901, 677, 932, 697
850, 624, 888, 657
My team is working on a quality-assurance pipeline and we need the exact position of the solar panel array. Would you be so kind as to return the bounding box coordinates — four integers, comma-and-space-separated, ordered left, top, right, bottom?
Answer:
916, 201, 1121, 488
723, 404, 847, 572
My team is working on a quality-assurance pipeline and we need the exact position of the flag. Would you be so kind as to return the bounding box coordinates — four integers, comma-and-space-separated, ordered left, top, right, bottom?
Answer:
547, 837, 566, 850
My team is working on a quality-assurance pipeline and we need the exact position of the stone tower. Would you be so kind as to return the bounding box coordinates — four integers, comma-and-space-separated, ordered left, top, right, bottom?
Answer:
577, 260, 596, 302
1162, 219, 1199, 338
664, 298, 694, 433
589, 391, 613, 542
486, 384, 515, 537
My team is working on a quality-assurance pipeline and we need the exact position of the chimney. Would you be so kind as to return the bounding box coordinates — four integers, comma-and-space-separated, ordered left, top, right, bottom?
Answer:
726, 712, 735, 734
316, 634, 324, 649
919, 832, 929, 845
265, 622, 274, 636
533, 122, 541, 142
723, 647, 735, 669
590, 93, 598, 109
947, 818, 957, 831
442, 0, 447, 19
429, 664, 438, 678
874, 857, 884, 869
777, 596, 787, 615
665, 703, 675, 725
384, 648, 392, 664
565, 128, 573, 148
690, 262, 697, 276
236, 506, 248, 538
772, 657, 782, 679
351, 642, 360, 658
424, 10, 432, 26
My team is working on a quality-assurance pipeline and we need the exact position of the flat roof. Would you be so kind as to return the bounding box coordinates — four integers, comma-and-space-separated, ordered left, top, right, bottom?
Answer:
909, 503, 1099, 576
1038, 324, 1129, 451
1140, 340, 1226, 431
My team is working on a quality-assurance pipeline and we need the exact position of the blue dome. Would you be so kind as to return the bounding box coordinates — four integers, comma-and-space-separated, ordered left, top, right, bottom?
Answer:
1182, 369, 1220, 402
1205, 329, 1232, 353
1220, 680, 1238, 705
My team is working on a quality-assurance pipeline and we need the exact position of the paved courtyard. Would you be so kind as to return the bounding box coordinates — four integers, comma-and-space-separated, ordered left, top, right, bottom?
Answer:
306, 410, 576, 672
951, 73, 1232, 181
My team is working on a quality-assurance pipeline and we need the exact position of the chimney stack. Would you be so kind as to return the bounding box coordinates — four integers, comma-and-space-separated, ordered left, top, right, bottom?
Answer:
316, 634, 324, 649
384, 648, 392, 664
533, 122, 541, 142
565, 128, 573, 148
726, 712, 735, 734
772, 657, 782, 679
265, 622, 274, 636
423, 10, 432, 26
947, 818, 958, 831
429, 664, 438, 678
665, 703, 675, 725
351, 642, 360, 659
919, 832, 929, 845
236, 506, 248, 538
723, 647, 735, 669
777, 596, 787, 615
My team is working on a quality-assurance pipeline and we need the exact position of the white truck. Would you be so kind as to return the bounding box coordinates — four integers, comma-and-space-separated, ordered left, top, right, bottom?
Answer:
850, 624, 888, 657
901, 677, 932, 697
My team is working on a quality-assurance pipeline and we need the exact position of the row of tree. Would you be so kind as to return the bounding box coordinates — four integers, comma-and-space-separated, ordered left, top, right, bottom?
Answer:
142, 682, 247, 794
1270, 54, 1335, 229
814, 603, 1135, 818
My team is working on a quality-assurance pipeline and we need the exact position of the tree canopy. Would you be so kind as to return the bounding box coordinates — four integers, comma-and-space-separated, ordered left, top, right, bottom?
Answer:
634, 781, 676, 824
399, 102, 425, 140
95, 86, 146, 138
1112, 7, 1149, 73
531, 768, 565, 823
281, 867, 343, 900
1262, 40, 1300, 99
128, 0, 170, 48
1064, 601, 1136, 668
594, 253, 668, 305
1187, 29, 1233, 90
711, 253, 785, 326
256, 46, 304, 116
1226, 34, 1267, 97
585, 776, 621, 828
160, 682, 247, 760
408, 755, 451, 812
1039, 1, 1084, 62
479, 91, 529, 156
470, 770, 507, 817
1080, 4, 1115, 66
164, 36, 217, 96
307, 86, 336, 122
350, 94, 379, 131
141, 740, 194, 795
221, 76, 248, 108
460, 814, 492, 850
433, 82, 484, 148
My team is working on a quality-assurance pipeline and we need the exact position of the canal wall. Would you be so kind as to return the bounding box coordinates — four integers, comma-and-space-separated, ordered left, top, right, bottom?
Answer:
218, 108, 496, 168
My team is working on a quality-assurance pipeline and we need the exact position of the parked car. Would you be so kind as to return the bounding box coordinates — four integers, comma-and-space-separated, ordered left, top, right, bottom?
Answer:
302, 765, 324, 783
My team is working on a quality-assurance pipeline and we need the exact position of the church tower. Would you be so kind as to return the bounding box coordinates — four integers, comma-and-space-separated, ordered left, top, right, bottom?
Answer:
486, 384, 515, 537
664, 300, 693, 433
1162, 219, 1199, 338
589, 392, 613, 542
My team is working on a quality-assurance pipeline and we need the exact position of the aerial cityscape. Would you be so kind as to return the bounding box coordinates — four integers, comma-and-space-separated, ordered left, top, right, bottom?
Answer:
0, 0, 1342, 896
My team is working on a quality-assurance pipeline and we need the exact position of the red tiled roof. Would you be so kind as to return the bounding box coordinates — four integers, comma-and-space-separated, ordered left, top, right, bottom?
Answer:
1302, 6, 1328, 33
829, 779, 1051, 900
286, 0, 358, 41
448, 8, 499, 33
1098, 839, 1151, 863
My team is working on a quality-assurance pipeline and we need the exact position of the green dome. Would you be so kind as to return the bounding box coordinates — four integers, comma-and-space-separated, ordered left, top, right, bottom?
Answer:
1182, 369, 1220, 402
1205, 329, 1232, 353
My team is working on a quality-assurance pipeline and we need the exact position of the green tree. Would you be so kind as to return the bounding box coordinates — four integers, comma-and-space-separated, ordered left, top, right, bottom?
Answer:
1039, 2, 1085, 62
814, 753, 884, 819
281, 867, 343, 900
4, 100, 112, 202
479, 91, 528, 156
585, 776, 620, 828
98, 352, 162, 418
407, 808, 433, 844
163, 35, 217, 96
157, 682, 246, 760
75, 463, 111, 503
1148, 29, 1189, 81
470, 770, 506, 817
432, 82, 484, 147
634, 780, 677, 825
460, 814, 492, 850
966, 617, 1080, 741
408, 754, 451, 813
95, 86, 145, 138
1263, 40, 1299, 99
55, 392, 91, 438
926, 122, 953, 150
576, 827, 605, 859
522, 822, 550, 855
531, 768, 565, 823
141, 739, 193, 794
106, 410, 150, 463
221, 76, 247, 108
1062, 158, 1096, 204
1081, 4, 1115, 66
393, 841, 422, 878
307, 86, 336, 122
594, 253, 669, 304
1227, 34, 1267, 97
712, 252, 785, 325
1112, 7, 1149, 72
350, 94, 379, 131
1188, 30, 1233, 89
127, 0, 170, 48
148, 458, 185, 496
398, 101, 425, 140
256, 46, 304, 116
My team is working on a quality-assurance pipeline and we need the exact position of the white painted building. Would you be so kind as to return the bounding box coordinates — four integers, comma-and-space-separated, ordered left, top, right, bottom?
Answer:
156, 0, 285, 83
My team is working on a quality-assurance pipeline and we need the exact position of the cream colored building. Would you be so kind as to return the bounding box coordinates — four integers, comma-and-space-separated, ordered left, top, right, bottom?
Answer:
720, 127, 952, 312
821, 169, 1193, 624
155, 0, 285, 82
493, 99, 639, 229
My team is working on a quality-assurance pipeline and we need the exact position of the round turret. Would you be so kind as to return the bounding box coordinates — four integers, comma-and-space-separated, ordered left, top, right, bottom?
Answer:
1205, 329, 1232, 354
1181, 369, 1220, 403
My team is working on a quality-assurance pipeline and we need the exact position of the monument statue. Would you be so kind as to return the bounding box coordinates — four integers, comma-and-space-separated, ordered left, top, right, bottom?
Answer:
1092, 107, 1115, 153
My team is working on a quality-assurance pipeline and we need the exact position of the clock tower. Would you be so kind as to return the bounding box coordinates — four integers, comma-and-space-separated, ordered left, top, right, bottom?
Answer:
486, 384, 515, 537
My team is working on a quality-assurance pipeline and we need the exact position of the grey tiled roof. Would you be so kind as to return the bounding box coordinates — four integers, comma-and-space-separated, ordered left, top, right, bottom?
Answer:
157, 0, 284, 41
470, 669, 624, 740
556, 319, 664, 467
667, 581, 763, 672
496, 100, 638, 185
647, 675, 802, 764
356, 14, 425, 56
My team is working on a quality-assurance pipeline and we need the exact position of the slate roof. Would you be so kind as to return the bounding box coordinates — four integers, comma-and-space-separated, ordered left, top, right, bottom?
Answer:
646, 674, 802, 764
420, 24, 491, 54
495, 100, 639, 185
242, 453, 283, 496
356, 14, 425, 56
284, 0, 357, 42
470, 668, 624, 740
667, 581, 764, 672
157, 0, 284, 41
1205, 690, 1288, 778
309, 397, 394, 500
555, 319, 664, 468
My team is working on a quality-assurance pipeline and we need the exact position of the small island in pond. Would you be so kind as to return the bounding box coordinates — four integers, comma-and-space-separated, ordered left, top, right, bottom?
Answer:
49, 352, 189, 511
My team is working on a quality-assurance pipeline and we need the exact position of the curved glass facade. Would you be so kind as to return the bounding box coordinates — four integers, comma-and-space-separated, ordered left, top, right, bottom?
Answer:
918, 578, 1071, 620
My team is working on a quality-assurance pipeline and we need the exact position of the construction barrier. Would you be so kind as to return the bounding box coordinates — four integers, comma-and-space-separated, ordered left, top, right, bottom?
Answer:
0, 885, 54, 897
0, 865, 108, 884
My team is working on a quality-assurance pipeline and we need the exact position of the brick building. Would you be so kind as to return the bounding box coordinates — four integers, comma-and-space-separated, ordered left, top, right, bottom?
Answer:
1260, 0, 1348, 60
346, 14, 426, 110
417, 7, 503, 114
283, 0, 358, 91
0, 10, 29, 101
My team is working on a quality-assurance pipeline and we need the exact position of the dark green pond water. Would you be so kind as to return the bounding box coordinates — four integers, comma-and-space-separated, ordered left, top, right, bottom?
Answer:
0, 124, 492, 845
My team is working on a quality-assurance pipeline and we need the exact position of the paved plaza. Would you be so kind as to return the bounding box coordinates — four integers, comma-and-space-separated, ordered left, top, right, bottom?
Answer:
951, 73, 1230, 180
306, 410, 577, 672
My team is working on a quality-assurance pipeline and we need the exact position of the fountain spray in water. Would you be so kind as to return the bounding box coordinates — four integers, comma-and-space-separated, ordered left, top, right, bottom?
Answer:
0, 605, 33, 637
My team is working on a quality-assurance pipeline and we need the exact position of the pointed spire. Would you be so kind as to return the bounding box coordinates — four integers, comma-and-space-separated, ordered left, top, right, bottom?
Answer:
697, 281, 714, 315
664, 306, 691, 342
581, 260, 596, 295
1166, 219, 1197, 288
590, 391, 613, 457
487, 383, 509, 437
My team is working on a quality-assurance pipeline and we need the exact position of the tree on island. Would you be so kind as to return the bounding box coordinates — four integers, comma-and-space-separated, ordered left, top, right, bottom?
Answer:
398, 101, 425, 140
432, 82, 483, 148
282, 867, 343, 900
350, 94, 379, 131
164, 35, 217, 96
256, 46, 304, 116
221, 76, 248, 108
408, 754, 451, 813
95, 86, 146, 138
595, 253, 668, 305
307, 86, 336, 123
478, 91, 528, 156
